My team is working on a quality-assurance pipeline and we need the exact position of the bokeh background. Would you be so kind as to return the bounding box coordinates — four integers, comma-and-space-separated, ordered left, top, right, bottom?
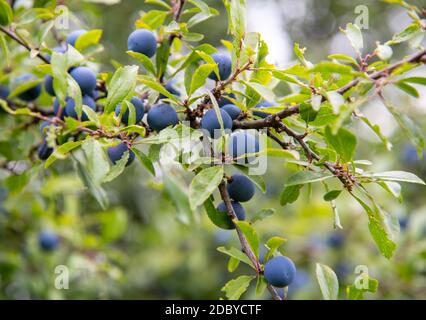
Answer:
0, 0, 425, 299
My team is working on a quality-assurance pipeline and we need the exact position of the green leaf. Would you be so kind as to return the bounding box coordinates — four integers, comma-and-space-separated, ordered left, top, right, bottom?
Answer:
324, 126, 357, 162
316, 263, 339, 300
395, 81, 419, 98
223, 0, 246, 39
250, 208, 275, 223
0, 0, 13, 26
384, 100, 424, 156
323, 190, 342, 201
347, 276, 379, 300
255, 276, 267, 296
401, 77, 426, 86
358, 114, 392, 150
9, 79, 43, 99
73, 155, 109, 209
102, 152, 129, 183
285, 171, 334, 187
351, 192, 397, 259
189, 64, 215, 95
127, 51, 156, 75
82, 105, 100, 126
75, 29, 103, 51
45, 141, 83, 168
264, 236, 286, 263
217, 246, 253, 268
328, 53, 358, 66
156, 38, 170, 78
311, 62, 353, 75
204, 198, 234, 230
135, 10, 168, 30
132, 148, 155, 176
221, 275, 255, 300
189, 166, 224, 210
280, 185, 303, 206
163, 174, 193, 225
386, 23, 422, 45
325, 91, 345, 113
364, 171, 425, 185
105, 65, 139, 113
139, 78, 180, 103
342, 23, 363, 53
228, 257, 240, 273
377, 181, 402, 202
235, 221, 260, 258
50, 52, 69, 103
145, 0, 171, 9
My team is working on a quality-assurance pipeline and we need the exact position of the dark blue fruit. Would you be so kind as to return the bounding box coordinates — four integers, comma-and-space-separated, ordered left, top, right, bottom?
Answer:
70, 67, 97, 95
216, 201, 246, 229
208, 53, 232, 81
0, 85, 9, 99
107, 142, 135, 166
65, 95, 97, 121
88, 89, 100, 100
264, 256, 297, 287
115, 96, 145, 125
253, 101, 277, 118
15, 74, 42, 101
326, 232, 345, 249
147, 103, 179, 132
221, 104, 242, 120
44, 75, 55, 96
38, 140, 54, 160
218, 93, 236, 107
39, 230, 59, 251
127, 29, 157, 58
227, 174, 255, 202
229, 131, 260, 162
201, 108, 233, 138
66, 29, 87, 46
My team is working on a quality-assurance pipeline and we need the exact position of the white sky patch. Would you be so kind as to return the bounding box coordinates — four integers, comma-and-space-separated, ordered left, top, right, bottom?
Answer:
246, 0, 292, 67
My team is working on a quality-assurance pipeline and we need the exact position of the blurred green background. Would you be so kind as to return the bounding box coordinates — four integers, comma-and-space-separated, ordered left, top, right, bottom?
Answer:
0, 0, 425, 299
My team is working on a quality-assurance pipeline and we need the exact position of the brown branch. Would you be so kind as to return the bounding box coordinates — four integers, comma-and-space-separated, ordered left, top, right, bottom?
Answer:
0, 26, 50, 64
234, 48, 426, 130
217, 182, 282, 300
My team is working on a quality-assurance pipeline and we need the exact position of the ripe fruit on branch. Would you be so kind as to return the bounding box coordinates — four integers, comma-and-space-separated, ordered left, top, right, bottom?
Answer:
107, 143, 135, 167
208, 53, 232, 81
229, 130, 260, 163
147, 103, 179, 132
38, 140, 54, 160
127, 29, 157, 58
264, 256, 297, 288
221, 104, 242, 120
227, 174, 255, 202
70, 67, 97, 95
201, 108, 233, 138
38, 230, 59, 251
